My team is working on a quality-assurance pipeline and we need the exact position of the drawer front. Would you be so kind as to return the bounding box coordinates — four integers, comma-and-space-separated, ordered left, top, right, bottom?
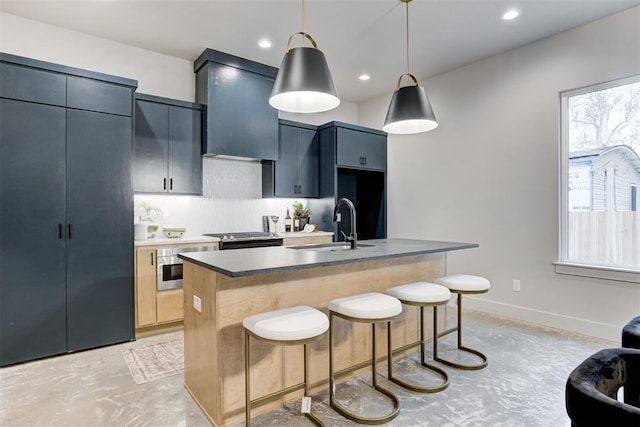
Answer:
0, 62, 66, 106
67, 76, 132, 116
156, 289, 184, 323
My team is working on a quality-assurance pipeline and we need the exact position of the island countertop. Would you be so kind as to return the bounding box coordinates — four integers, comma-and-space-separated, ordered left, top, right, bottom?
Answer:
178, 238, 478, 278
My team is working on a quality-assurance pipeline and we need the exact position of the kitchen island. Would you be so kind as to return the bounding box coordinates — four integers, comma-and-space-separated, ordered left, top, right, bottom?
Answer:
179, 238, 478, 426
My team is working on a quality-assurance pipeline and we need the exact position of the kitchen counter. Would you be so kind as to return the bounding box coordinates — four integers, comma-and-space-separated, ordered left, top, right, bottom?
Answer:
134, 235, 219, 247
179, 238, 477, 277
134, 232, 333, 247
180, 238, 478, 426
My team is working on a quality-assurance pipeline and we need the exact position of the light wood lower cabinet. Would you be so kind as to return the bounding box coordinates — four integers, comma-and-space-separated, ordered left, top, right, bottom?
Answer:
134, 241, 218, 330
156, 289, 184, 323
135, 247, 157, 327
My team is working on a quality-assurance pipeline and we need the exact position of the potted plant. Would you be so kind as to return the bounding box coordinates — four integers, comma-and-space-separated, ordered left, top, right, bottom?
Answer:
292, 201, 312, 230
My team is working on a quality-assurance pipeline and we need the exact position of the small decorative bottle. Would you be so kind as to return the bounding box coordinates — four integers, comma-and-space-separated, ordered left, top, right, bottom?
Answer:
285, 208, 292, 232
293, 215, 300, 232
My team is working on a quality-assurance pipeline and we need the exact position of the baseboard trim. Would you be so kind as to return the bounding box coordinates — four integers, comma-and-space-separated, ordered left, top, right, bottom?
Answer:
462, 297, 620, 343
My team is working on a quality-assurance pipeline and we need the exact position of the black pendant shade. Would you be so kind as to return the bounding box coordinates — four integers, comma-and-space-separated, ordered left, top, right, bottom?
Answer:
269, 46, 340, 113
384, 0, 439, 135
383, 85, 438, 134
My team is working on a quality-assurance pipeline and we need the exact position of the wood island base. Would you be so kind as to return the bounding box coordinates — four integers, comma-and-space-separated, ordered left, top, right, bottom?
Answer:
182, 252, 448, 426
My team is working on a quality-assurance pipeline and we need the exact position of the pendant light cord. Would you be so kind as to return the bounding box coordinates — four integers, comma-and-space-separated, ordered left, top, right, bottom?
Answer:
405, 0, 410, 74
302, 0, 306, 46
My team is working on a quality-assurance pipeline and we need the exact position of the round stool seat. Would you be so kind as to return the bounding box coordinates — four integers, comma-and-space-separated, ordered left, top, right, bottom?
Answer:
435, 274, 490, 293
243, 306, 329, 342
387, 282, 451, 304
328, 292, 402, 320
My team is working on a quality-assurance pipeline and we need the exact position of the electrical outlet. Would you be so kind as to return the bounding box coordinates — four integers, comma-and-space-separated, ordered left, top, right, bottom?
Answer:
336, 213, 342, 222
512, 280, 521, 292
193, 295, 202, 312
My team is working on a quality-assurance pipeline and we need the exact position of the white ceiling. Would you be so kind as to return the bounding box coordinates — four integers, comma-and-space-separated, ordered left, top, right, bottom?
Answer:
2, 0, 640, 103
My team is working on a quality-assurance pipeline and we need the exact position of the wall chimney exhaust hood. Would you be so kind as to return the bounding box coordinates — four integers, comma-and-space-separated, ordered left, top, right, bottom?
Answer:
194, 49, 279, 161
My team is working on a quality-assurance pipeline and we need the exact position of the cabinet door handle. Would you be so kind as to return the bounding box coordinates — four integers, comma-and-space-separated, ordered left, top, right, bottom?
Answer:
68, 224, 72, 239
170, 178, 173, 191
163, 178, 167, 190
59, 224, 64, 239
364, 156, 367, 166
150, 252, 154, 266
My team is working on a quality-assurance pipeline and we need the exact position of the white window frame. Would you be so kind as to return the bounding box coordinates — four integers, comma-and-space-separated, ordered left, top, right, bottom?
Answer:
556, 76, 640, 284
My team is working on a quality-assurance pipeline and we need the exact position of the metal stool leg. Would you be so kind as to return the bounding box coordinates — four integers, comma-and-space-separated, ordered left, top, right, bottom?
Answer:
245, 329, 252, 427
329, 311, 400, 424
434, 293, 488, 370
245, 330, 325, 426
387, 305, 449, 393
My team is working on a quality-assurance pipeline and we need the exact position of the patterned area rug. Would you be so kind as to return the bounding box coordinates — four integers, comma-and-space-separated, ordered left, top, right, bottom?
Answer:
121, 339, 184, 384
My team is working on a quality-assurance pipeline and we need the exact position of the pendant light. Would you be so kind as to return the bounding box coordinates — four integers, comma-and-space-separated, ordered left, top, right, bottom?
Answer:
269, 0, 340, 113
383, 0, 438, 134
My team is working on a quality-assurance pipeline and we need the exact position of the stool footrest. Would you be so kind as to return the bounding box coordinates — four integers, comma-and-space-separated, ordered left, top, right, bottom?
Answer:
389, 339, 449, 393
250, 382, 305, 407
437, 326, 458, 339
434, 345, 488, 370
331, 384, 400, 425
334, 358, 376, 379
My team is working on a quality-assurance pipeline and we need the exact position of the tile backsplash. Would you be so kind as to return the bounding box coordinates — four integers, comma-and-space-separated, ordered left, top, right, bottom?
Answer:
135, 157, 306, 235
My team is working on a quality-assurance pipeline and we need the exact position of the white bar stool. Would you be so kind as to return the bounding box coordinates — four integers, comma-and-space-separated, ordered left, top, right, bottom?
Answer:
328, 292, 403, 424
386, 282, 451, 393
243, 305, 329, 427
434, 274, 490, 370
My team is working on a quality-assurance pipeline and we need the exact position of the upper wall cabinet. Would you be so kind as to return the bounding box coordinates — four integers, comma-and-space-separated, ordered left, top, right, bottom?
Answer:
333, 124, 387, 171
194, 49, 278, 161
134, 94, 203, 195
262, 120, 319, 198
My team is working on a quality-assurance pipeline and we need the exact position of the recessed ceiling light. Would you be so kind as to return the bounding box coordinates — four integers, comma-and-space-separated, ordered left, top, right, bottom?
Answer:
502, 9, 520, 21
258, 39, 272, 49
359, 74, 370, 81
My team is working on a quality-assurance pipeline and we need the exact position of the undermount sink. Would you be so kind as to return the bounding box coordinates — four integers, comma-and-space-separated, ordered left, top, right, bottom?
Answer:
288, 242, 375, 252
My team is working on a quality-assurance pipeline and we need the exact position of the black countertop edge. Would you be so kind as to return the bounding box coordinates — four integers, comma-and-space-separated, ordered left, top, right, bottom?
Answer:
179, 240, 479, 278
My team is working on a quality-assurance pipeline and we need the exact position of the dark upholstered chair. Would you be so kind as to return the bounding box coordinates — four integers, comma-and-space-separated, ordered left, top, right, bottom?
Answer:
566, 348, 640, 427
622, 316, 640, 350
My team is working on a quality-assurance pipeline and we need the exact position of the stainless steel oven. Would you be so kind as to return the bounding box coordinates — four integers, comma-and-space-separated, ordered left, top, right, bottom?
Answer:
157, 245, 217, 291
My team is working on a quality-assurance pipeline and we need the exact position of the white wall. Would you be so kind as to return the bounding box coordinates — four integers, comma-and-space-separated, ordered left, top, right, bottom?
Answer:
0, 12, 195, 101
359, 7, 640, 341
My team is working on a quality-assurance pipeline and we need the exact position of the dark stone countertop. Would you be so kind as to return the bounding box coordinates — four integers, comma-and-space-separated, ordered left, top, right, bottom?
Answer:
178, 238, 478, 278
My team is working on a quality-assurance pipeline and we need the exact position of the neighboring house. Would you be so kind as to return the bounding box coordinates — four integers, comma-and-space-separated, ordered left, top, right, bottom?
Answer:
569, 145, 640, 212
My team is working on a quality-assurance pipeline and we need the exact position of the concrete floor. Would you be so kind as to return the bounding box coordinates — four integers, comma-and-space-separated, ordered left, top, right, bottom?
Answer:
0, 311, 616, 426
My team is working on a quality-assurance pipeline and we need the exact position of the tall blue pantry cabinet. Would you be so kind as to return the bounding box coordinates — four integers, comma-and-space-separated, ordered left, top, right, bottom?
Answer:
0, 54, 137, 366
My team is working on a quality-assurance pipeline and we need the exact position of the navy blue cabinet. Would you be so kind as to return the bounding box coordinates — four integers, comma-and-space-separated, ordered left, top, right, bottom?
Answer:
336, 127, 387, 171
0, 54, 136, 366
0, 99, 68, 365
309, 122, 388, 241
66, 109, 134, 351
134, 94, 203, 195
263, 120, 319, 198
0, 62, 66, 106
195, 49, 278, 160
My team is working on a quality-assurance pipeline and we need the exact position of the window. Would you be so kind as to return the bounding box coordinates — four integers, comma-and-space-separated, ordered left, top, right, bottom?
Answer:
559, 77, 640, 275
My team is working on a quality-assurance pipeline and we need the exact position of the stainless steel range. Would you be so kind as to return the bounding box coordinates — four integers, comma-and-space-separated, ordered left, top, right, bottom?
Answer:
203, 232, 284, 250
